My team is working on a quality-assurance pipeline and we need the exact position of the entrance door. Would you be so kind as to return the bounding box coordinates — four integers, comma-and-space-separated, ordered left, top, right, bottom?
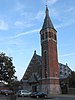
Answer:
32, 86, 37, 92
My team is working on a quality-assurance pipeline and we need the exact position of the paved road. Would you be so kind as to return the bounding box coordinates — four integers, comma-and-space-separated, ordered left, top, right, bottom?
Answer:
0, 95, 75, 100
56, 95, 75, 100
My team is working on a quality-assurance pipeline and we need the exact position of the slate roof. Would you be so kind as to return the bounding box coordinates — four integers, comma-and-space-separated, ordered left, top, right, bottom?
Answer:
42, 6, 54, 30
28, 73, 38, 83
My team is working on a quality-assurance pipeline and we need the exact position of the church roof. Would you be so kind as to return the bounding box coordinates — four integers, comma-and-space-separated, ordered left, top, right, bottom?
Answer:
28, 73, 38, 83
42, 6, 54, 30
22, 51, 72, 81
22, 51, 42, 80
33, 50, 42, 64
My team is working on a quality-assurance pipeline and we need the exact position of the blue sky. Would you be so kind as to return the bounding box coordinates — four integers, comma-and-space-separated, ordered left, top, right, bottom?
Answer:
0, 0, 75, 80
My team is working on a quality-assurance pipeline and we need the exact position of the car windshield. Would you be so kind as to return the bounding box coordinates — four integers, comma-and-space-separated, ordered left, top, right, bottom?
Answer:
18, 90, 30, 93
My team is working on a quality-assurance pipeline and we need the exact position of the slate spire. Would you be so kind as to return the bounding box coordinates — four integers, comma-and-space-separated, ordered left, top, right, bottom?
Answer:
42, 5, 54, 30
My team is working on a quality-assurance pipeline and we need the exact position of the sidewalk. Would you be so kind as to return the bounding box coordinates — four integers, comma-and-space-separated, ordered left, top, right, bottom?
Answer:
47, 94, 75, 99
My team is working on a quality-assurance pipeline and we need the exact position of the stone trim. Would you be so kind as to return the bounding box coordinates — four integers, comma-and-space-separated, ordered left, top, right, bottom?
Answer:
42, 77, 59, 80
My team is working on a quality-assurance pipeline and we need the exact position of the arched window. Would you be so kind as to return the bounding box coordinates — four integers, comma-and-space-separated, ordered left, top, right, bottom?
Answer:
44, 51, 47, 66
45, 32, 47, 39
49, 32, 51, 38
44, 51, 47, 78
41, 33, 44, 40
54, 34, 57, 40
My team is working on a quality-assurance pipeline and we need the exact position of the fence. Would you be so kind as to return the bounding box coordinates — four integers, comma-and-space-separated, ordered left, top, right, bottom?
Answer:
68, 88, 75, 94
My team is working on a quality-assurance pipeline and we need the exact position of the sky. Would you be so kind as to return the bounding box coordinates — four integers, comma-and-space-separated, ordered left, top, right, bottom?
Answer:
0, 0, 75, 80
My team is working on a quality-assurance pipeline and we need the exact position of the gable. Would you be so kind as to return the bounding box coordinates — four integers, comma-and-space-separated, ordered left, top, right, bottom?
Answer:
22, 53, 42, 80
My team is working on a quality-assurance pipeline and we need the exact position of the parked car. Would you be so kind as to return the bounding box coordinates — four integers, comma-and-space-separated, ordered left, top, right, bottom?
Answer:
1, 90, 15, 95
30, 92, 37, 97
30, 91, 47, 98
0, 90, 1, 94
17, 90, 31, 97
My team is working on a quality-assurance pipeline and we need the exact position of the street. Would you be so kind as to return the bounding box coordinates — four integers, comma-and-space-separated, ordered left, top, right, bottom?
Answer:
0, 95, 75, 100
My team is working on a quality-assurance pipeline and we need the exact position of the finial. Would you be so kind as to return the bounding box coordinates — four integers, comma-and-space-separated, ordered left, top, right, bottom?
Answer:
66, 63, 68, 66
45, 1, 48, 15
46, 0, 47, 6
34, 50, 36, 55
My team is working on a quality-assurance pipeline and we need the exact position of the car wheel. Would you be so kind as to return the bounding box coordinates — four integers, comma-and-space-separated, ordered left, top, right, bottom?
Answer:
22, 95, 24, 97
45, 95, 47, 98
6, 93, 8, 96
37, 95, 39, 98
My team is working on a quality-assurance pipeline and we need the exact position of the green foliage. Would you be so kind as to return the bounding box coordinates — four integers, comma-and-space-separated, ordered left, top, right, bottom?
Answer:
0, 52, 16, 84
68, 71, 75, 88
9, 80, 20, 91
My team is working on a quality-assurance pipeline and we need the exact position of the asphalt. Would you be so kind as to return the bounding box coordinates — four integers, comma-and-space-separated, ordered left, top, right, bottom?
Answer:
0, 94, 75, 100
46, 94, 75, 100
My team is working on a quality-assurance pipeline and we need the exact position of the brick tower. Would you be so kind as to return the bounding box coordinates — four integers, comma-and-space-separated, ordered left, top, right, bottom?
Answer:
40, 6, 60, 95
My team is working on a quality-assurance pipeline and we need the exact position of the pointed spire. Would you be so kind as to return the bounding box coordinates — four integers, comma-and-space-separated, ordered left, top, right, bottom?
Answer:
42, 5, 54, 30
46, 5, 48, 15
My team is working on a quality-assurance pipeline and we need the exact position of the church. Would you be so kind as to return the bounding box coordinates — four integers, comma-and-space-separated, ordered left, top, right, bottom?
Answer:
21, 6, 71, 96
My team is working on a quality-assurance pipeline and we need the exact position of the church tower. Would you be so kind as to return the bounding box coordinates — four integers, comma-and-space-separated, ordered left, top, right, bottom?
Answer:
40, 6, 60, 95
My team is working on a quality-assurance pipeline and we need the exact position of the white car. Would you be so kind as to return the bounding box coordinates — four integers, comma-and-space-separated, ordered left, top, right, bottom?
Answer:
17, 90, 31, 97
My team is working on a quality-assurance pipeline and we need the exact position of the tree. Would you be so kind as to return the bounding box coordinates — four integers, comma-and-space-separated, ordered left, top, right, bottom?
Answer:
68, 71, 75, 88
9, 80, 20, 91
6, 77, 20, 91
0, 52, 16, 84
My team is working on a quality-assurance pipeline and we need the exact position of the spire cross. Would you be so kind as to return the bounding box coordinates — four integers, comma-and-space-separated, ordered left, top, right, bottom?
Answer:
46, 0, 48, 6
45, 0, 48, 15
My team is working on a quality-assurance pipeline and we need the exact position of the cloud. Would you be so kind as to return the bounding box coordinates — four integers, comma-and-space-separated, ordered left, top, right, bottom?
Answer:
59, 53, 75, 57
0, 36, 24, 46
25, 23, 34, 28
49, 8, 60, 20
0, 20, 9, 31
58, 43, 75, 47
35, 11, 44, 20
42, 0, 58, 5
56, 20, 75, 29
0, 28, 40, 42
47, 0, 58, 4
15, 0, 24, 12
56, 23, 69, 29
15, 28, 40, 38
14, 21, 24, 27
14, 20, 34, 28
64, 7, 75, 13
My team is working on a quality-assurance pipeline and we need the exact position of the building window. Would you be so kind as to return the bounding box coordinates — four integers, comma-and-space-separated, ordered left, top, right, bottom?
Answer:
60, 71, 62, 75
54, 34, 57, 40
44, 51, 47, 67
60, 67, 62, 70
44, 51, 47, 78
64, 68, 66, 71
41, 33, 44, 40
65, 73, 67, 76
49, 32, 52, 38
45, 32, 47, 39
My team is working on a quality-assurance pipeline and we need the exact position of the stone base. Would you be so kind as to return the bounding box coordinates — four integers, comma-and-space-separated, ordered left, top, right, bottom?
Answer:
49, 84, 61, 94
42, 84, 61, 96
